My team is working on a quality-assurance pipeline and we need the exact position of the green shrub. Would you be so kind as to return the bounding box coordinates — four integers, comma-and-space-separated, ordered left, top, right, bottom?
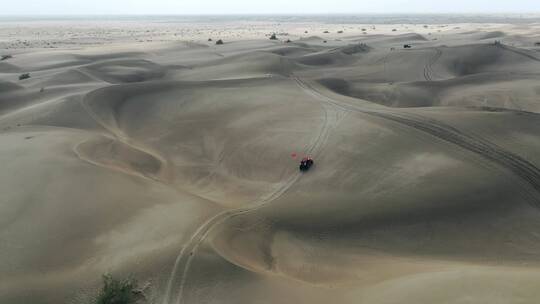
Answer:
341, 43, 370, 55
96, 274, 137, 304
269, 33, 277, 40
215, 39, 224, 45
19, 73, 30, 80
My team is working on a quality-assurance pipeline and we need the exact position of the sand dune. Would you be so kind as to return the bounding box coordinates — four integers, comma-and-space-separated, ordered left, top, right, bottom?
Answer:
2, 17, 540, 304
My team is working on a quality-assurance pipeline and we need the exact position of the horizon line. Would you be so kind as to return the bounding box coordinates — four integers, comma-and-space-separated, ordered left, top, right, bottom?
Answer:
1, 12, 540, 16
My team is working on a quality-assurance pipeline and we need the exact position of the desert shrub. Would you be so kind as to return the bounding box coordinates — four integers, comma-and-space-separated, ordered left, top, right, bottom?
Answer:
341, 43, 370, 55
269, 33, 277, 40
96, 274, 137, 304
392, 29, 397, 32
285, 39, 291, 43
1, 55, 12, 61
215, 39, 224, 45
304, 30, 308, 33
535, 42, 540, 46
323, 40, 327, 43
208, 38, 212, 41
19, 73, 30, 80
361, 28, 366, 31
337, 30, 343, 34
323, 30, 329, 33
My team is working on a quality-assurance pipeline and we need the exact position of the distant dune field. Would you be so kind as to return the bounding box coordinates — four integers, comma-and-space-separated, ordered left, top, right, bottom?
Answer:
2, 16, 540, 304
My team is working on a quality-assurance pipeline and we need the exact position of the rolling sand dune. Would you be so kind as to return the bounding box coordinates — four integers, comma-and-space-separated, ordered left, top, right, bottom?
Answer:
3, 16, 540, 304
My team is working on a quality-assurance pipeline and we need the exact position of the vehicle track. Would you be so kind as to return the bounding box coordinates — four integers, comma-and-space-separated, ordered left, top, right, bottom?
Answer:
294, 77, 540, 206
162, 84, 343, 304
497, 44, 540, 63
423, 48, 442, 81
78, 93, 171, 182
166, 75, 540, 304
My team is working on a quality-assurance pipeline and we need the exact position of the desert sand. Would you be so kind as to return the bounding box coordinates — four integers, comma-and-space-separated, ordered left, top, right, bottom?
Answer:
3, 15, 540, 304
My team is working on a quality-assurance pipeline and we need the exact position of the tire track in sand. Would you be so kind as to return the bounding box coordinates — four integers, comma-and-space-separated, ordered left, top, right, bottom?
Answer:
496, 44, 540, 63
294, 77, 540, 206
76, 91, 171, 182
162, 82, 344, 304
423, 47, 442, 81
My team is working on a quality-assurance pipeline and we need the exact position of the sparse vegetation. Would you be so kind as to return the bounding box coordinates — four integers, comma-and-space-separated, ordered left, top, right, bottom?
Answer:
19, 73, 30, 80
96, 274, 138, 304
341, 43, 370, 55
1, 55, 12, 61
215, 39, 224, 45
269, 33, 277, 40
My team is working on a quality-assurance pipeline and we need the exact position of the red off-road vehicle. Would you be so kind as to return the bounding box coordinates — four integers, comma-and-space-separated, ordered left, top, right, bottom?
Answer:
299, 157, 314, 172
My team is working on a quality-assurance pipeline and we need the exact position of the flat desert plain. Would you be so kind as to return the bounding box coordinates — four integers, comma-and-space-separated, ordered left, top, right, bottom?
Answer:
3, 15, 540, 304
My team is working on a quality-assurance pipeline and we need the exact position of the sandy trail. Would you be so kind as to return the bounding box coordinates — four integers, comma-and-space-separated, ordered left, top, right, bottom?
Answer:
423, 47, 442, 81
75, 88, 171, 182
294, 77, 540, 205
497, 44, 540, 62
163, 82, 344, 304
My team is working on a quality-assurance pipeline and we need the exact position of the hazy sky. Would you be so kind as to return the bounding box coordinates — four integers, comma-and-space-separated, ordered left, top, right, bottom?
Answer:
2, 0, 540, 15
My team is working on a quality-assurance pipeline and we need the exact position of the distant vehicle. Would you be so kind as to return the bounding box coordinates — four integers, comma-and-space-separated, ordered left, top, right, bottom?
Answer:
299, 157, 314, 172
403, 44, 412, 49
